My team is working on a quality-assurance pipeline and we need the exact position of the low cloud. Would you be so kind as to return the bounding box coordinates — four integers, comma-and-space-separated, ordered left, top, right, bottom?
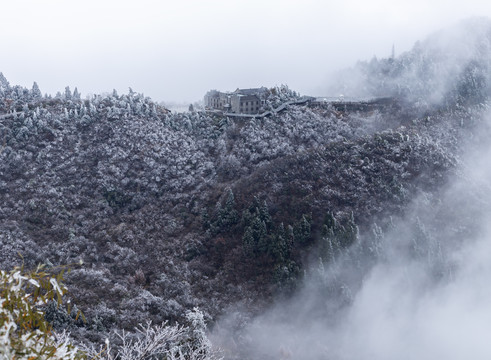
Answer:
213, 108, 491, 359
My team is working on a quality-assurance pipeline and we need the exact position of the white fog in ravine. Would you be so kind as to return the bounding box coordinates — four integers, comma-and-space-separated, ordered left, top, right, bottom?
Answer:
212, 108, 491, 359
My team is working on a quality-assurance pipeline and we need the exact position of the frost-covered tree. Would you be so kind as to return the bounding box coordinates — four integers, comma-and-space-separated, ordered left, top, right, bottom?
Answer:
0, 72, 10, 91
73, 87, 81, 100
84, 308, 221, 360
216, 189, 239, 229
65, 86, 72, 100
31, 81, 42, 99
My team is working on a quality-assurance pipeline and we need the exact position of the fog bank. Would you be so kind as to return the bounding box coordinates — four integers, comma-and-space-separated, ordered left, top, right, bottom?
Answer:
212, 107, 491, 359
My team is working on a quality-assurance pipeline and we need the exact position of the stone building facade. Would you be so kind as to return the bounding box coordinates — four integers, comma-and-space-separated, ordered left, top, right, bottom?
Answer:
204, 87, 267, 114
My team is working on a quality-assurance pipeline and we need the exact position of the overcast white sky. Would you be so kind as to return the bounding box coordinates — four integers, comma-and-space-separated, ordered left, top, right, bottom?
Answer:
1, 0, 491, 103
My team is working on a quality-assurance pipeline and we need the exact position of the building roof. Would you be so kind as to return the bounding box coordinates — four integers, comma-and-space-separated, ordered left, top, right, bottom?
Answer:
234, 87, 268, 96
236, 94, 260, 101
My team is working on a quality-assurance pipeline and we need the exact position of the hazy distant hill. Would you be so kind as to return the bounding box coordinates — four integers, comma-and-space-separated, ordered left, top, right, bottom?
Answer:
330, 17, 491, 107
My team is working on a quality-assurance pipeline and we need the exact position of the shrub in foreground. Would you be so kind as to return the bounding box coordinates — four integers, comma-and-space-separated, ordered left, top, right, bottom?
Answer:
0, 265, 221, 360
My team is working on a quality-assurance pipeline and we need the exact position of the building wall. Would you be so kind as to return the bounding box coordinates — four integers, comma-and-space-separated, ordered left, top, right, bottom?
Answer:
239, 95, 261, 114
206, 89, 263, 114
230, 95, 241, 113
204, 90, 220, 109
219, 93, 231, 111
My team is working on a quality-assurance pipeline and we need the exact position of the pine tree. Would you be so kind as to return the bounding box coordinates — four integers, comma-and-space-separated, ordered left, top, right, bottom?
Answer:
242, 226, 255, 257
270, 222, 290, 262
222, 188, 239, 226
0, 72, 10, 90
64, 86, 72, 100
73, 87, 81, 100
31, 81, 42, 99
368, 223, 384, 260
259, 200, 272, 228
294, 214, 311, 245
201, 209, 210, 230
323, 211, 337, 231
242, 215, 268, 257
338, 212, 358, 248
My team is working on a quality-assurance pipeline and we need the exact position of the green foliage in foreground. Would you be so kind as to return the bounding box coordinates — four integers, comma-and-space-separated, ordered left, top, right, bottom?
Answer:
0, 265, 221, 360
0, 264, 84, 359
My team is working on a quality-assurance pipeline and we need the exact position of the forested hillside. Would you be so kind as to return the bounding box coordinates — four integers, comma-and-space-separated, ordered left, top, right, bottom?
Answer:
1, 17, 491, 359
